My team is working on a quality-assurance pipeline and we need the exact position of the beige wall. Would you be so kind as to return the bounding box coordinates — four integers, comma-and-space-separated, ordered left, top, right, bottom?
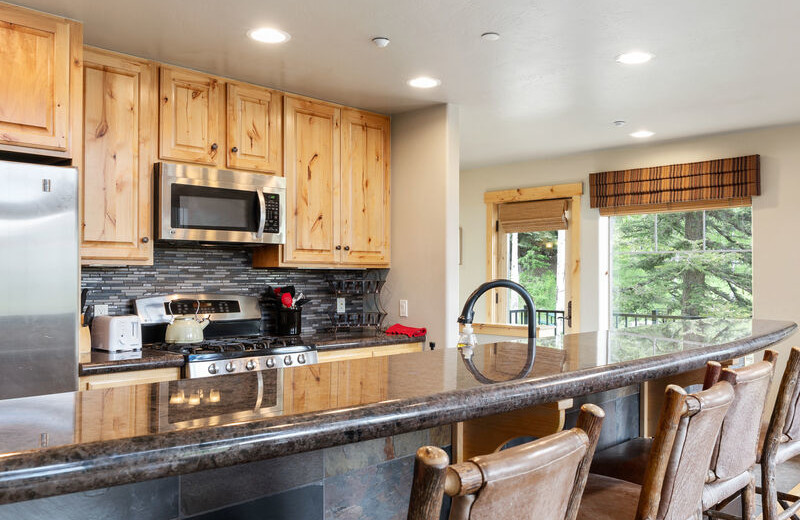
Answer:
387, 104, 460, 349
460, 123, 800, 359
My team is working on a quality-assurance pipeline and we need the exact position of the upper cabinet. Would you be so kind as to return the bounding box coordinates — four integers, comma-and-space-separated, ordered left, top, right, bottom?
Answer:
0, 3, 82, 157
281, 96, 341, 264
226, 81, 282, 174
253, 97, 390, 268
159, 66, 221, 165
81, 47, 156, 265
340, 109, 390, 265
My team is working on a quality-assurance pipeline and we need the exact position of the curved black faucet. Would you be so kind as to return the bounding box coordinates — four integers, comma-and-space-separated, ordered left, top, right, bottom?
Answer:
458, 279, 537, 339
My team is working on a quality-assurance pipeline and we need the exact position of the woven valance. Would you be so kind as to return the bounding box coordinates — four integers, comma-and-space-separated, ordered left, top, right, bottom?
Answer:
589, 155, 760, 215
497, 199, 568, 233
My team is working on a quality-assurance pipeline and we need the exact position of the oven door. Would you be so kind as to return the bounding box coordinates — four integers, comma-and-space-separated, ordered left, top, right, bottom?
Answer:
155, 369, 283, 431
156, 162, 285, 244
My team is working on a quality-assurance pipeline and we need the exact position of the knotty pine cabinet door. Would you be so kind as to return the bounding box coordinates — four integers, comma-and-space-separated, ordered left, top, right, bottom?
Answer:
0, 4, 81, 155
282, 96, 341, 264
226, 82, 282, 174
159, 66, 221, 165
340, 109, 390, 266
81, 47, 156, 265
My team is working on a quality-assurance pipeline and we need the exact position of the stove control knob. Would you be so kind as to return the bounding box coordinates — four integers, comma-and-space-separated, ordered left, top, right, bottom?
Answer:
208, 363, 219, 375
225, 362, 235, 373
298, 354, 306, 364
246, 360, 256, 371
266, 358, 275, 368
284, 355, 293, 366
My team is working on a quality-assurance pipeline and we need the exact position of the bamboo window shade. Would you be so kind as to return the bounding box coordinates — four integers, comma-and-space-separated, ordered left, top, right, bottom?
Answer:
497, 199, 568, 233
589, 155, 760, 216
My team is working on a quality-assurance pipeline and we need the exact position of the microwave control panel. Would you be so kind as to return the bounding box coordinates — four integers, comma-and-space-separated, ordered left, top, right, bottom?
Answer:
265, 193, 281, 234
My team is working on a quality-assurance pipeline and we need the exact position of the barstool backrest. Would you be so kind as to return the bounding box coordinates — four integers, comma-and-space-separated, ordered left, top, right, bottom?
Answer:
710, 354, 777, 480
636, 381, 734, 520
407, 404, 605, 520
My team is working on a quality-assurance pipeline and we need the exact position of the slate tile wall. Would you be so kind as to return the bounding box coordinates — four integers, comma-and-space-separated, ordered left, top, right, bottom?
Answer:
81, 245, 386, 334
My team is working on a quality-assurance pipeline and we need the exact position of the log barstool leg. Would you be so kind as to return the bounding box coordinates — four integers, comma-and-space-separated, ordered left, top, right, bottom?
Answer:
407, 446, 449, 520
742, 476, 756, 520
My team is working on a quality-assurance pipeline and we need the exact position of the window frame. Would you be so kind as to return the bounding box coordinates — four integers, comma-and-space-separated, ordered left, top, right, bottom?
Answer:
483, 182, 583, 334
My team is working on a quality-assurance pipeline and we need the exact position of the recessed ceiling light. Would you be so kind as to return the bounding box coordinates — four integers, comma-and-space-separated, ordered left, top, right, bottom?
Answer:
616, 51, 654, 65
372, 37, 390, 48
630, 130, 655, 138
481, 32, 500, 41
408, 76, 441, 89
248, 27, 291, 44
613, 120, 627, 127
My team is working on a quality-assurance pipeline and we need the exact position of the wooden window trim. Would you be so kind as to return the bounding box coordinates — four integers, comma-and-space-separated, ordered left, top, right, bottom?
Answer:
483, 182, 583, 331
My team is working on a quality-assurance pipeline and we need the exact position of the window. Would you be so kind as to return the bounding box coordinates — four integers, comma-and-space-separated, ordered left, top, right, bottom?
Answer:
610, 206, 752, 328
505, 229, 566, 330
483, 183, 583, 336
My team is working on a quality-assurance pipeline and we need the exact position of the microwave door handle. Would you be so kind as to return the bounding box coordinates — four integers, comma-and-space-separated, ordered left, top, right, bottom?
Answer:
255, 189, 266, 240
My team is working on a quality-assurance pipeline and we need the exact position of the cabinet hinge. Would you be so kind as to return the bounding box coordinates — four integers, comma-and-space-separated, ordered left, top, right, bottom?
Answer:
495, 220, 499, 232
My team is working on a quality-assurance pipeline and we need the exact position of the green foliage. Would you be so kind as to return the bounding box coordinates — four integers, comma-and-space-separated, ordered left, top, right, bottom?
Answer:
514, 230, 559, 310
611, 207, 752, 321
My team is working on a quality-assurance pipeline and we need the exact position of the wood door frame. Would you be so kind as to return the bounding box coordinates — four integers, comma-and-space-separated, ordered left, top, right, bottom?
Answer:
482, 182, 583, 333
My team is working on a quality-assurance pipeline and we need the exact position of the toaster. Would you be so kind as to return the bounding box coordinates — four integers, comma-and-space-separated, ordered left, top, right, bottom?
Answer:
91, 315, 142, 352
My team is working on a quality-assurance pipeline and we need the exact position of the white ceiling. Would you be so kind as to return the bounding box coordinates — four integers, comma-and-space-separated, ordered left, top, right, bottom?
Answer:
15, 0, 800, 169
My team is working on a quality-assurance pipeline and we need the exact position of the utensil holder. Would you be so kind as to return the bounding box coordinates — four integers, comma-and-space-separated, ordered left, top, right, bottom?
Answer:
275, 308, 302, 336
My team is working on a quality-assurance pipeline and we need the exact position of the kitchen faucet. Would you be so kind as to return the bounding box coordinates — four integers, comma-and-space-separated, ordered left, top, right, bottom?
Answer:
457, 279, 537, 340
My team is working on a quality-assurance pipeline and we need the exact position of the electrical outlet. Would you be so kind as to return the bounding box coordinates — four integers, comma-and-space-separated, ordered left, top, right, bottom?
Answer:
93, 304, 109, 316
336, 297, 346, 313
399, 299, 408, 317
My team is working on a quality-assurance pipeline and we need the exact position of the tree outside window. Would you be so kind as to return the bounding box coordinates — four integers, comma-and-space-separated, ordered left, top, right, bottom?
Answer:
611, 207, 752, 328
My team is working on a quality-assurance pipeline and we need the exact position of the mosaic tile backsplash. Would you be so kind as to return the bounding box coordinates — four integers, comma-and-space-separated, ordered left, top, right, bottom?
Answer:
81, 245, 385, 334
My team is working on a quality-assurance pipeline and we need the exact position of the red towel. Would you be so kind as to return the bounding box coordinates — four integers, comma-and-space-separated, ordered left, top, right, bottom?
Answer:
385, 324, 427, 338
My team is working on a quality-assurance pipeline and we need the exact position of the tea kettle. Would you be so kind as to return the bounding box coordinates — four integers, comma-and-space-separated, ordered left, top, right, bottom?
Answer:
165, 300, 211, 344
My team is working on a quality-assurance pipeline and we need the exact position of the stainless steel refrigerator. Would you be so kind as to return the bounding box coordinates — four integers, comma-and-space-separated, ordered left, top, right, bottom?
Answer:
0, 160, 79, 399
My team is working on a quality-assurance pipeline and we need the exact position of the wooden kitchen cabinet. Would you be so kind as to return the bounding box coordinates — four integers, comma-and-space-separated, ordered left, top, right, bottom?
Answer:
253, 98, 391, 268
159, 65, 222, 165
340, 109, 391, 265
75, 385, 152, 442
279, 96, 341, 264
282, 363, 337, 414
81, 47, 157, 265
226, 81, 282, 174
0, 3, 82, 157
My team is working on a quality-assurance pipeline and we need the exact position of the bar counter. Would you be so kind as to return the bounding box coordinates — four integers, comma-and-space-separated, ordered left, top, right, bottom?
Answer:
0, 318, 795, 505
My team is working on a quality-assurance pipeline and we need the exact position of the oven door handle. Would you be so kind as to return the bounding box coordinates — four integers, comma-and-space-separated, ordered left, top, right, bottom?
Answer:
255, 189, 266, 240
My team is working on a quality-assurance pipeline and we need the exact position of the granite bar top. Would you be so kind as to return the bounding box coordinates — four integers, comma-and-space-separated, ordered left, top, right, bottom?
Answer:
0, 319, 794, 504
78, 332, 425, 376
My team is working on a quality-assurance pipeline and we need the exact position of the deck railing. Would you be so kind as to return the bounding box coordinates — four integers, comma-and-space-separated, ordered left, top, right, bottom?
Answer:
509, 309, 566, 334
612, 311, 704, 329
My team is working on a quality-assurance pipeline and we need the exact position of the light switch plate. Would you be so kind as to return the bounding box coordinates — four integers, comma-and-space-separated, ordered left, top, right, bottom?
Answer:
336, 298, 346, 313
399, 299, 408, 317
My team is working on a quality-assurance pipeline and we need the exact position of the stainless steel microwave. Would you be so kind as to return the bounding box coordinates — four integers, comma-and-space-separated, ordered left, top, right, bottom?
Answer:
155, 162, 285, 245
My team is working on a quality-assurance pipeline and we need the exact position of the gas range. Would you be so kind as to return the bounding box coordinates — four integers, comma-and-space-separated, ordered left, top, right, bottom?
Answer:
135, 293, 318, 379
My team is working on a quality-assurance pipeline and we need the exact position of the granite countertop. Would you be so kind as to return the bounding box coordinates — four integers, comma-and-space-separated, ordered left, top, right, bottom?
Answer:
79, 332, 426, 376
1, 319, 794, 504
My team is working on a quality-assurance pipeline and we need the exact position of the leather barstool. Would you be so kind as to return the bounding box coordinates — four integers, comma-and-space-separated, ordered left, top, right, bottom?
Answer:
577, 381, 735, 520
589, 352, 778, 520
760, 346, 800, 520
407, 404, 605, 520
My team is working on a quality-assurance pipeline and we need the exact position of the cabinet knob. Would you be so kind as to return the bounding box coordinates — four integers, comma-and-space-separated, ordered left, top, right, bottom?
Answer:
335, 245, 342, 250
231, 146, 238, 153
344, 246, 350, 251
210, 143, 218, 151
141, 237, 149, 243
